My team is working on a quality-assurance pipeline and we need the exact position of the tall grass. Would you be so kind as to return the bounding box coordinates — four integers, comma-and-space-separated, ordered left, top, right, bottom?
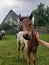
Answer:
0, 34, 49, 65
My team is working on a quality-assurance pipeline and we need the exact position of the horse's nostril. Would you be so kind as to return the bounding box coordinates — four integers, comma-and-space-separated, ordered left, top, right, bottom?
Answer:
29, 23, 31, 26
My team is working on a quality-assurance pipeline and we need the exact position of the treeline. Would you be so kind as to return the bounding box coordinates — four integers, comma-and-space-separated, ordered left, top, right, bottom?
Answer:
34, 3, 49, 27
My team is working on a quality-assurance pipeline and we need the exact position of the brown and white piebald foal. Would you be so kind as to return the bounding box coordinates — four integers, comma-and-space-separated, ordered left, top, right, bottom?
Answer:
17, 12, 39, 65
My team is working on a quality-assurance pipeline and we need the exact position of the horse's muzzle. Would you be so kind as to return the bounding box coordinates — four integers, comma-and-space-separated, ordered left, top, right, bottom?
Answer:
23, 33, 31, 40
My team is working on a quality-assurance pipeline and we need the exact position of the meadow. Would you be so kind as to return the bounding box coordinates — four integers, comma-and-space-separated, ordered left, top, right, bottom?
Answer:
0, 34, 49, 65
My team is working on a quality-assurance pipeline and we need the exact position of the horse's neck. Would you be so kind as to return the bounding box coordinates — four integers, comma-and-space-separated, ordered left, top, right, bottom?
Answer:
23, 26, 33, 32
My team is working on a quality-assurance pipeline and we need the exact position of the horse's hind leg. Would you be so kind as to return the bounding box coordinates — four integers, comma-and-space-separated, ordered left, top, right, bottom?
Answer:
18, 41, 21, 59
21, 43, 25, 59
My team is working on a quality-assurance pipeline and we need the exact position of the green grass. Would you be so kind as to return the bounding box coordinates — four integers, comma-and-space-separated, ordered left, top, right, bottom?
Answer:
0, 34, 49, 65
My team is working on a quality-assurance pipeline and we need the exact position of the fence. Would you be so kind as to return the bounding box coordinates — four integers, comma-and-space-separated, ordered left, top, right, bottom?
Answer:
34, 27, 49, 33
4, 27, 49, 34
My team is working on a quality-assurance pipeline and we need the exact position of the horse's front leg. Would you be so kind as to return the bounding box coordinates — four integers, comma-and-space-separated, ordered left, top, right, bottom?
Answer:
27, 48, 31, 65
27, 53, 30, 65
32, 51, 36, 65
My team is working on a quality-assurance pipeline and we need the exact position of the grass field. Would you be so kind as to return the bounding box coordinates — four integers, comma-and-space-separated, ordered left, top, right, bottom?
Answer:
0, 34, 49, 65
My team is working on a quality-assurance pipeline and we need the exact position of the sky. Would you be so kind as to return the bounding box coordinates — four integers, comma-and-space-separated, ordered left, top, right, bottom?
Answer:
0, 0, 49, 24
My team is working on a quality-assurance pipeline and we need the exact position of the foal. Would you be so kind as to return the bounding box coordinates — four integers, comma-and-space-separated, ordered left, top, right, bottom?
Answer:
17, 12, 39, 65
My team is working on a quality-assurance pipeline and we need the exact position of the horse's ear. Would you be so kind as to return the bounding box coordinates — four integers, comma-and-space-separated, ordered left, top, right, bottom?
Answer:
29, 11, 34, 20
19, 14, 24, 22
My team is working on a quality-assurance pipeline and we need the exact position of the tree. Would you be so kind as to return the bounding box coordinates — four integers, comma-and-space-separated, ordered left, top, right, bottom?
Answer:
45, 6, 49, 26
34, 3, 46, 27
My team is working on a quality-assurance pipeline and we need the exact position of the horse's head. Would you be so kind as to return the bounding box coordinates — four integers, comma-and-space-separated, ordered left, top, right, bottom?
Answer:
19, 12, 35, 41
19, 12, 34, 30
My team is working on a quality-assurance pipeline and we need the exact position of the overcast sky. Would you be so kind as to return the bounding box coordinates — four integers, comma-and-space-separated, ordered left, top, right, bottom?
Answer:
0, 0, 49, 24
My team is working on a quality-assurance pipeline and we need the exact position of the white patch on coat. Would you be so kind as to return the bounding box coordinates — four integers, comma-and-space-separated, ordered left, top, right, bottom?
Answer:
16, 31, 28, 49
